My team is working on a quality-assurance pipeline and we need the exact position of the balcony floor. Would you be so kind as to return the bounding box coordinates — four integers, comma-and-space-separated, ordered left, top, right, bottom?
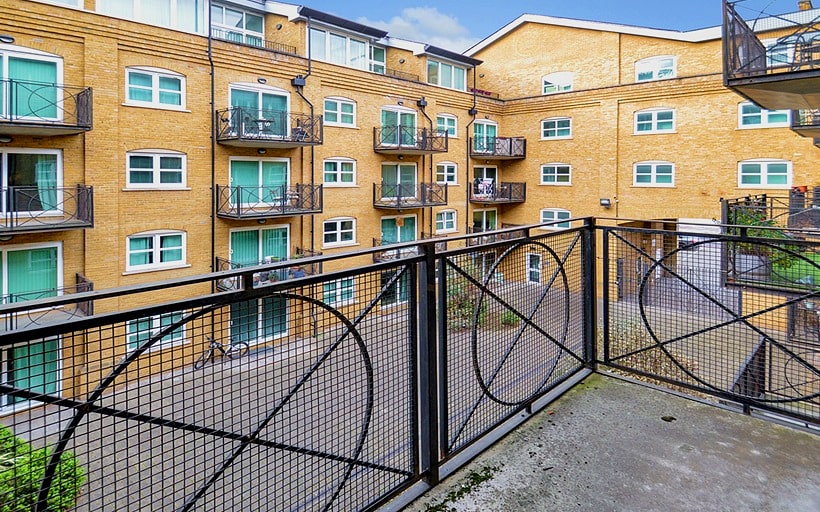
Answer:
404, 373, 819, 512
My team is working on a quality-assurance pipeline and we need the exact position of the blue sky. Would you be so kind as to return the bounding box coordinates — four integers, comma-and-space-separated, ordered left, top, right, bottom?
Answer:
294, 0, 805, 51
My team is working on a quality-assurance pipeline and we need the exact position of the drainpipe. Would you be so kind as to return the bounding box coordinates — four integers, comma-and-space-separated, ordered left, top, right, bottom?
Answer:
417, 96, 433, 235
208, 0, 216, 277
465, 66, 478, 233
292, 15, 314, 255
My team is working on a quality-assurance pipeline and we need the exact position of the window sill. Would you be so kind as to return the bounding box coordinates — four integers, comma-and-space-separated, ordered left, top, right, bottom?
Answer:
323, 184, 359, 188
122, 102, 191, 113
633, 131, 677, 135
632, 184, 675, 188
123, 187, 192, 192
736, 125, 790, 130
123, 263, 191, 275
324, 123, 359, 129
539, 182, 572, 186
540, 136, 573, 141
436, 229, 457, 235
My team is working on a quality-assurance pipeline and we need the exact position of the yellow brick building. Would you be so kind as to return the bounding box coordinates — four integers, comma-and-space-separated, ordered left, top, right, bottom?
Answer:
0, 0, 816, 410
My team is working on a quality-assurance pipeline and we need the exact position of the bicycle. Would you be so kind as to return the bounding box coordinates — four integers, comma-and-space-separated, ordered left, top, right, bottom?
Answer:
193, 336, 250, 369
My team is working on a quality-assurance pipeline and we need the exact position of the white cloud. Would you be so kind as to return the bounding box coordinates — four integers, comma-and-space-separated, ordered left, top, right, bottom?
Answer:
358, 7, 479, 53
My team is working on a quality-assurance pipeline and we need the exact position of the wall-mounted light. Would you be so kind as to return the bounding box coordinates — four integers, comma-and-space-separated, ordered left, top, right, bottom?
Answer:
0, 35, 14, 44
398, 58, 406, 64
398, 155, 404, 160
275, 23, 283, 30
600, 198, 612, 208
0, 136, 12, 143
479, 73, 485, 78
257, 78, 267, 84
397, 100, 404, 106
484, 115, 490, 119
257, 219, 267, 224
257, 148, 267, 155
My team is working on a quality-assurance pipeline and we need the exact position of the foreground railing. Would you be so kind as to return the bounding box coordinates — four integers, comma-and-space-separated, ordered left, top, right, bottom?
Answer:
0, 219, 816, 511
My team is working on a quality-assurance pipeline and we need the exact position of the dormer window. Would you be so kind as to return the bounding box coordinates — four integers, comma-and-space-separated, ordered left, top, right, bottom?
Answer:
211, 3, 264, 47
309, 27, 383, 72
427, 59, 467, 91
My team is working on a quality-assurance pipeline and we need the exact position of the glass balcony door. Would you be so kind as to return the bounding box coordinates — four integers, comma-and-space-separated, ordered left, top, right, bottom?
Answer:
230, 160, 288, 207
230, 88, 287, 137
380, 109, 416, 146
381, 164, 416, 200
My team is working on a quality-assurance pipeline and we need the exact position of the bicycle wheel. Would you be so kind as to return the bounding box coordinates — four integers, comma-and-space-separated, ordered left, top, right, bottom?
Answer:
226, 341, 250, 359
193, 349, 213, 370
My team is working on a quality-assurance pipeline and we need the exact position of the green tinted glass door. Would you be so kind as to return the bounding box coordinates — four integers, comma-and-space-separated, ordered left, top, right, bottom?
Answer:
9, 58, 58, 119
230, 160, 260, 205
7, 247, 58, 302
261, 93, 287, 137
7, 338, 59, 406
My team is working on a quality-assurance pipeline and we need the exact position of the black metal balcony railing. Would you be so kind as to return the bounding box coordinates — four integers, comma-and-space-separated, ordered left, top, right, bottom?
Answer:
371, 238, 420, 262
1, 274, 93, 332
373, 126, 448, 154
0, 79, 92, 135
722, 1, 820, 111
214, 255, 320, 292
469, 180, 526, 204
0, 220, 816, 512
372, 182, 447, 209
469, 136, 526, 159
210, 26, 298, 55
215, 107, 323, 147
215, 184, 322, 219
465, 224, 528, 246
792, 108, 820, 137
0, 184, 94, 235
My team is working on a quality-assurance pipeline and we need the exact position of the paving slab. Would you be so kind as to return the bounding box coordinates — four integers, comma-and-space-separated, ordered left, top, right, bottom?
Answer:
403, 373, 820, 512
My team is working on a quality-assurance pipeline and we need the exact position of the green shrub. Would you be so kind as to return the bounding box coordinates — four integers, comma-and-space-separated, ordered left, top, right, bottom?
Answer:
0, 425, 85, 512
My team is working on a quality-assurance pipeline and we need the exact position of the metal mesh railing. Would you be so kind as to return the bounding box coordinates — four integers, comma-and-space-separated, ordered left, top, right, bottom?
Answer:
601, 223, 819, 423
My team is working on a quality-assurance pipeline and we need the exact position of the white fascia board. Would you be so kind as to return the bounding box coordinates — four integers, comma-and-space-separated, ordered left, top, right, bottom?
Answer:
265, 1, 301, 20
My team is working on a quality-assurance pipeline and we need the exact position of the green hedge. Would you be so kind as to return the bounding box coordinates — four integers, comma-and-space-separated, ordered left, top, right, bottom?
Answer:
0, 425, 85, 512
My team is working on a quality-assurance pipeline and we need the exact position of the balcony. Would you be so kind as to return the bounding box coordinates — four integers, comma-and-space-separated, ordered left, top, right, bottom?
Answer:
215, 184, 322, 220
210, 26, 298, 55
0, 221, 816, 511
371, 233, 446, 263
372, 182, 447, 209
469, 180, 526, 204
0, 184, 93, 235
373, 126, 448, 154
469, 136, 526, 159
466, 224, 527, 246
214, 255, 320, 292
792, 108, 820, 137
0, 274, 93, 332
215, 107, 323, 148
723, 1, 820, 110
0, 79, 92, 136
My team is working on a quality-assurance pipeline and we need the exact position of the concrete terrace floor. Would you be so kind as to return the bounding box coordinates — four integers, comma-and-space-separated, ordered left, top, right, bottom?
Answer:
402, 374, 820, 512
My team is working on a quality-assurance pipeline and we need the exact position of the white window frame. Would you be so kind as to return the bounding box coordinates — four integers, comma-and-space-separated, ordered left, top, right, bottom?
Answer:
323, 157, 356, 187
125, 66, 186, 110
0, 148, 64, 216
126, 230, 187, 272
309, 26, 378, 71
634, 108, 676, 134
737, 159, 792, 189
323, 277, 355, 306
435, 209, 457, 234
210, 3, 264, 47
323, 217, 356, 248
324, 97, 356, 127
526, 253, 542, 284
542, 71, 573, 95
436, 162, 458, 185
97, 0, 204, 33
540, 208, 571, 229
126, 149, 187, 189
126, 311, 186, 353
541, 117, 572, 139
436, 114, 457, 137
0, 46, 65, 122
635, 56, 677, 82
427, 59, 467, 91
633, 161, 675, 187
540, 163, 572, 186
738, 102, 791, 129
